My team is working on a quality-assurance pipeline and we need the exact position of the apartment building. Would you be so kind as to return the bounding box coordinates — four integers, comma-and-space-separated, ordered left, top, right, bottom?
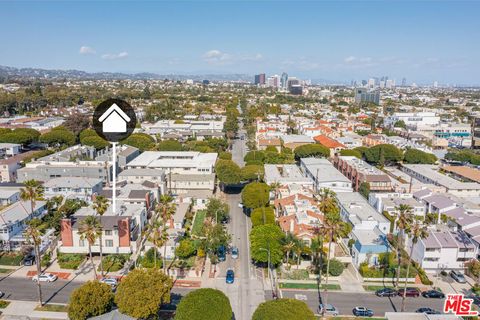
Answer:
408, 229, 476, 271
264, 164, 313, 187
333, 156, 392, 192
43, 177, 103, 203
384, 112, 440, 129
300, 158, 353, 193
0, 151, 37, 182
60, 202, 147, 254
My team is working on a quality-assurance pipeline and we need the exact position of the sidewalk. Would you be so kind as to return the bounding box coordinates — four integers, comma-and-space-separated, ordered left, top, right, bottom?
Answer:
0, 300, 68, 320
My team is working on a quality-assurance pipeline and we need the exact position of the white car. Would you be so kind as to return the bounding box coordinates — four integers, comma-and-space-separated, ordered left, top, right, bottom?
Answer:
238, 203, 243, 208
100, 277, 118, 287
32, 273, 57, 283
319, 304, 339, 316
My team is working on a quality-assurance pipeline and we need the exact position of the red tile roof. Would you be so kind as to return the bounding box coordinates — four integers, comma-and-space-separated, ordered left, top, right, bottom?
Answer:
313, 135, 346, 149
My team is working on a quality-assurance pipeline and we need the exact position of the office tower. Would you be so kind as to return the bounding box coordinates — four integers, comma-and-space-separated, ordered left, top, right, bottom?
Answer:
354, 88, 380, 105
361, 80, 367, 86
385, 79, 394, 89
401, 78, 407, 86
433, 81, 438, 88
281, 72, 288, 89
267, 75, 280, 88
368, 78, 375, 88
254, 73, 265, 85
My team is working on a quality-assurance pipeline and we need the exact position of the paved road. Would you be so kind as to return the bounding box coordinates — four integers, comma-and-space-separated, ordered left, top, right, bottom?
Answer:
214, 122, 265, 320
281, 290, 447, 317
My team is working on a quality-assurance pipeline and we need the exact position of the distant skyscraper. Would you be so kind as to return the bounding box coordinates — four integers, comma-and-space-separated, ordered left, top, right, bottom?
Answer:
368, 78, 375, 88
355, 88, 380, 105
254, 73, 266, 85
401, 78, 407, 86
361, 80, 367, 86
433, 81, 438, 88
281, 72, 288, 89
267, 75, 280, 88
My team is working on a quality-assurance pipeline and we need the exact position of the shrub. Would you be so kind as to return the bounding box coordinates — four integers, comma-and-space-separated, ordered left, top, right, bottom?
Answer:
99, 254, 129, 272
0, 300, 10, 308
0, 253, 24, 266
68, 281, 114, 320
57, 253, 85, 269
175, 288, 232, 320
41, 251, 51, 268
253, 298, 315, 320
250, 207, 275, 227
285, 269, 309, 280
138, 248, 162, 269
323, 259, 344, 276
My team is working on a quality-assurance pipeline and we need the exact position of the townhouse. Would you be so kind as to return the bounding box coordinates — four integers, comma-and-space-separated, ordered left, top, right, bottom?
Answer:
300, 158, 353, 193
43, 177, 103, 203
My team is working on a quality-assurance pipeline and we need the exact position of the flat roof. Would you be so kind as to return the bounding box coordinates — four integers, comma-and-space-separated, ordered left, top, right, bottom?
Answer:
336, 192, 389, 225
403, 164, 480, 190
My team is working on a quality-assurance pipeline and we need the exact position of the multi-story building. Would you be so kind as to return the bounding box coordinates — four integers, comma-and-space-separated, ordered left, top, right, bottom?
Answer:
0, 151, 37, 182
300, 158, 353, 193
333, 156, 392, 192
264, 164, 313, 187
384, 112, 440, 129
354, 88, 380, 105
43, 177, 103, 203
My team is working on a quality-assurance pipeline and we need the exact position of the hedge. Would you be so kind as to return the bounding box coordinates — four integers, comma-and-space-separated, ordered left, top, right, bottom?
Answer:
99, 254, 130, 272
57, 253, 85, 269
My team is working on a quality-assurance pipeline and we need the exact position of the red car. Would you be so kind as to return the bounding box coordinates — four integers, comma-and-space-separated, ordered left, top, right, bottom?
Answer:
398, 287, 420, 297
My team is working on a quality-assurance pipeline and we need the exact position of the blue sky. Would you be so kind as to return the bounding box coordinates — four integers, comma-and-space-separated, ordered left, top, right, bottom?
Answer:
1, 1, 479, 84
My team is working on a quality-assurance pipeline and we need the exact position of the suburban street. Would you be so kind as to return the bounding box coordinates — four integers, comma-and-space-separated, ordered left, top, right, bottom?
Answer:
215, 122, 266, 320
281, 290, 447, 316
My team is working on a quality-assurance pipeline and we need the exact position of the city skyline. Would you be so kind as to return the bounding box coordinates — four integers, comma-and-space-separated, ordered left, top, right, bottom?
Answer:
1, 1, 479, 85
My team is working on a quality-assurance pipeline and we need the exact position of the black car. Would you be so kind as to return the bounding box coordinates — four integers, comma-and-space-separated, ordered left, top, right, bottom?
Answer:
416, 307, 441, 314
217, 246, 226, 262
0, 291, 4, 299
422, 290, 445, 299
375, 288, 397, 297
22, 255, 35, 266
353, 306, 374, 317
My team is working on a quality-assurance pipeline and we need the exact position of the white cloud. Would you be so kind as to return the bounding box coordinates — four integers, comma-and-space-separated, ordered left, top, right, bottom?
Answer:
239, 53, 263, 62
101, 52, 129, 60
202, 50, 231, 64
344, 56, 356, 63
79, 46, 96, 55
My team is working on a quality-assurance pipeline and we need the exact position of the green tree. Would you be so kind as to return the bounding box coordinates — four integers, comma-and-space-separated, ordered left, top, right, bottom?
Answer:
144, 218, 165, 269
393, 120, 407, 129
23, 218, 44, 306
322, 258, 344, 276
339, 149, 362, 159
400, 220, 428, 312
364, 144, 403, 165
92, 196, 109, 276
241, 182, 270, 209
215, 159, 242, 185
121, 133, 155, 151
68, 281, 114, 320
206, 197, 229, 224
156, 194, 176, 272
78, 216, 102, 280
252, 298, 315, 320
63, 113, 91, 137
251, 206, 275, 227
218, 151, 232, 160
240, 165, 264, 181
403, 148, 437, 164
359, 182, 370, 199
81, 135, 109, 150
394, 204, 414, 290
244, 150, 266, 163
0, 128, 40, 145
294, 144, 330, 160
157, 139, 183, 151
115, 268, 173, 319
175, 288, 232, 320
250, 224, 284, 265
282, 233, 298, 267
39, 127, 76, 147
79, 128, 97, 141
175, 239, 196, 259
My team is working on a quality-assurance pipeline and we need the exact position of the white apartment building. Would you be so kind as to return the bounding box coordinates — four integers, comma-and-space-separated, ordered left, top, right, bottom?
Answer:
264, 164, 313, 187
408, 229, 476, 272
43, 177, 103, 203
300, 158, 353, 193
384, 112, 440, 129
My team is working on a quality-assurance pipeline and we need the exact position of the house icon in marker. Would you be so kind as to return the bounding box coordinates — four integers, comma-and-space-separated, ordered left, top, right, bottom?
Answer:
98, 103, 131, 133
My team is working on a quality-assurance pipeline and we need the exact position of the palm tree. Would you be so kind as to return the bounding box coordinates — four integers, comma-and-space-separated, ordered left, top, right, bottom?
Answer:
269, 182, 281, 201
394, 204, 414, 289
320, 210, 348, 317
92, 196, 109, 277
20, 179, 44, 219
144, 218, 164, 269
400, 219, 428, 312
78, 216, 102, 280
24, 218, 44, 306
317, 188, 337, 214
294, 239, 306, 270
282, 233, 297, 268
156, 195, 176, 273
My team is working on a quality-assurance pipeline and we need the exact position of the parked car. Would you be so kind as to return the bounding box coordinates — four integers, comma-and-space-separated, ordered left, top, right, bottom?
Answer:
32, 273, 57, 283
22, 255, 35, 266
231, 247, 239, 259
397, 287, 420, 297
238, 203, 243, 208
353, 306, 374, 317
319, 304, 339, 316
450, 270, 467, 283
0, 291, 4, 299
375, 288, 397, 297
422, 290, 445, 299
416, 307, 441, 314
226, 269, 234, 284
218, 246, 226, 262
100, 277, 118, 288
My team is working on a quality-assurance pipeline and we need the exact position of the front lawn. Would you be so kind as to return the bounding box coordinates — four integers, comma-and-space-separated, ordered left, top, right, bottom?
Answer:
98, 254, 130, 272
57, 253, 85, 269
363, 285, 395, 291
0, 268, 11, 274
34, 304, 68, 312
279, 282, 341, 290
191, 210, 206, 236
0, 253, 23, 266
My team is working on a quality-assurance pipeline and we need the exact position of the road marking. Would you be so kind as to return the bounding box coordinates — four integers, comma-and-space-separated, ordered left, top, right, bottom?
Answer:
295, 294, 308, 300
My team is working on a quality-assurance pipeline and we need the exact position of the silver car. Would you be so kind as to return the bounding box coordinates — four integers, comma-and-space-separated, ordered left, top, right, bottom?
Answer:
32, 273, 57, 283
450, 270, 467, 283
319, 304, 339, 316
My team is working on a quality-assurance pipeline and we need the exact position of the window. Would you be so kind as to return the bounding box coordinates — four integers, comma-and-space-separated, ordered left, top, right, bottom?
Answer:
105, 240, 113, 247
105, 230, 112, 236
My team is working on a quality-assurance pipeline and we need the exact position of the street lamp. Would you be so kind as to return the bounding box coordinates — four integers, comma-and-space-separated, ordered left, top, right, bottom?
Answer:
259, 244, 277, 299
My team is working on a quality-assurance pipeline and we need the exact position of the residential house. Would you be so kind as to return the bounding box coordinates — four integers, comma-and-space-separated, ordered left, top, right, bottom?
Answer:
313, 135, 346, 157
300, 158, 353, 193
264, 164, 313, 187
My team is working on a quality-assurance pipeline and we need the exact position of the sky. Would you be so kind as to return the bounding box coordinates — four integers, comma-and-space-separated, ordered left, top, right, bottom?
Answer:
0, 1, 479, 85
